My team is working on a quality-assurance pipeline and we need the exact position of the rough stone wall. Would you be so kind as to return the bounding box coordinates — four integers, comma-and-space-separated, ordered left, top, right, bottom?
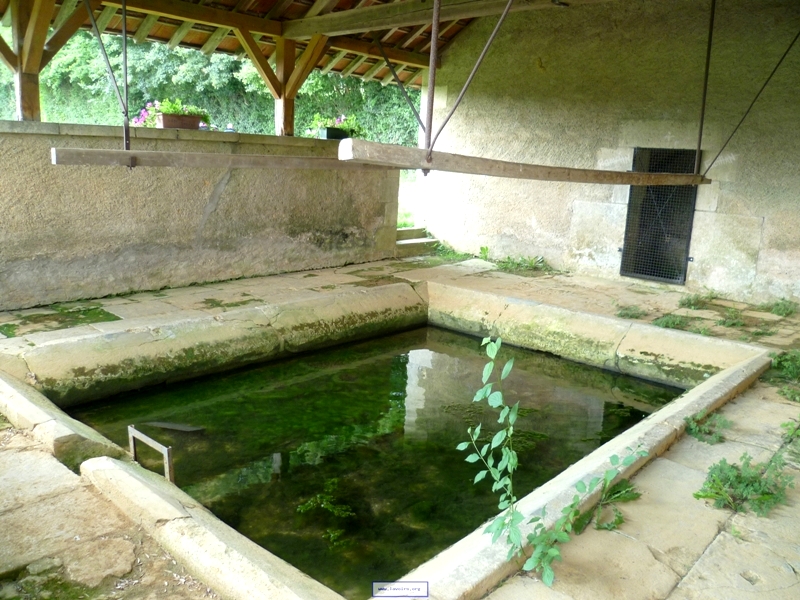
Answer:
418, 0, 800, 303
0, 122, 398, 310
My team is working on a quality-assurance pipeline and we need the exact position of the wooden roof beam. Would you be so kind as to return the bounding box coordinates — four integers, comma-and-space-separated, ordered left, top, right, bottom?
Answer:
41, 0, 103, 69
285, 34, 328, 98
201, 0, 255, 56
235, 27, 281, 98
94, 5, 117, 31
329, 36, 432, 68
133, 13, 159, 44
168, 20, 194, 48
321, 49, 347, 74
21, 0, 56, 74
52, 0, 79, 29
0, 35, 16, 72
102, 0, 281, 37
284, 0, 614, 39
339, 139, 713, 185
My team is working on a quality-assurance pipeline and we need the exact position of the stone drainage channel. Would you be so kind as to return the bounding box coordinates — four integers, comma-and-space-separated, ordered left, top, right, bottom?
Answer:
0, 274, 775, 600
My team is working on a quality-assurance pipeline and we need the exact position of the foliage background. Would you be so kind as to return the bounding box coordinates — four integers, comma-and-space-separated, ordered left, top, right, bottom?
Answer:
0, 28, 420, 146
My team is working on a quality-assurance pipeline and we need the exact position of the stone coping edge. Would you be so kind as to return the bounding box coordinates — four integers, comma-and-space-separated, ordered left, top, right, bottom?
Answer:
81, 456, 346, 600
397, 350, 773, 600
0, 369, 125, 471
0, 119, 340, 148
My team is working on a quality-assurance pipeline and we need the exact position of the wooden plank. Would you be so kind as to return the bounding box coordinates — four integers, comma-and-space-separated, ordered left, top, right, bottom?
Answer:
21, 0, 55, 73
340, 54, 367, 77
0, 34, 16, 72
103, 0, 281, 37
51, 147, 395, 170
53, 0, 79, 29
284, 0, 615, 39
200, 25, 229, 54
329, 36, 431, 68
133, 13, 159, 43
397, 23, 427, 48
320, 49, 347, 74
95, 5, 117, 32
361, 59, 385, 81
168, 20, 194, 49
304, 0, 339, 19
41, 0, 103, 69
284, 33, 328, 98
338, 139, 712, 186
17, 72, 41, 120
381, 63, 405, 85
266, 0, 295, 19
234, 27, 280, 98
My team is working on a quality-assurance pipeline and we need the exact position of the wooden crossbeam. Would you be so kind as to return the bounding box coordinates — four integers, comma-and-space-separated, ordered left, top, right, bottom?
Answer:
22, 0, 56, 73
102, 0, 281, 37
285, 34, 328, 98
168, 20, 194, 49
94, 5, 117, 31
133, 13, 159, 44
284, 0, 615, 39
0, 34, 16, 72
51, 148, 395, 170
41, 0, 103, 70
234, 27, 281, 98
201, 0, 254, 55
338, 139, 712, 186
329, 36, 431, 68
53, 0, 79, 29
304, 0, 339, 19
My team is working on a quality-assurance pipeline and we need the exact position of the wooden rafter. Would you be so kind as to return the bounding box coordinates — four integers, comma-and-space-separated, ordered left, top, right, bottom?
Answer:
234, 27, 281, 98
304, 0, 339, 19
338, 139, 713, 186
102, 0, 281, 37
0, 35, 16, 72
341, 53, 367, 77
397, 23, 427, 49
22, 0, 56, 74
201, 0, 254, 56
381, 63, 405, 85
133, 13, 159, 44
53, 0, 79, 29
361, 59, 385, 81
267, 0, 295, 19
321, 49, 347, 74
329, 36, 431, 68
41, 0, 103, 70
51, 148, 393, 170
168, 20, 194, 48
94, 5, 117, 31
283, 0, 615, 39
285, 34, 328, 98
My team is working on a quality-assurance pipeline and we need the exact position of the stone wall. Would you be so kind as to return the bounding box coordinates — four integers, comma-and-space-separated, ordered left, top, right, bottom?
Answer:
0, 122, 398, 310
418, 0, 800, 303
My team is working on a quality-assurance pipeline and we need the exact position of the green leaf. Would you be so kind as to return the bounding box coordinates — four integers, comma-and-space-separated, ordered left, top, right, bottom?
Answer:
480, 443, 490, 457
473, 383, 493, 402
482, 361, 494, 384
522, 556, 537, 571
498, 406, 510, 423
474, 423, 482, 440
487, 342, 498, 360
456, 441, 470, 451
491, 429, 507, 449
542, 565, 555, 587
496, 337, 502, 352
481, 337, 491, 346
465, 453, 480, 463
575, 480, 587, 494
610, 454, 620, 466
501, 358, 515, 380
498, 499, 510, 510
604, 468, 618, 484
498, 452, 509, 472
488, 391, 504, 408
508, 402, 519, 425
474, 470, 488, 484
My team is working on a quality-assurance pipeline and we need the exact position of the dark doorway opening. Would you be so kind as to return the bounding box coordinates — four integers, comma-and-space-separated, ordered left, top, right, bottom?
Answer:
620, 148, 698, 284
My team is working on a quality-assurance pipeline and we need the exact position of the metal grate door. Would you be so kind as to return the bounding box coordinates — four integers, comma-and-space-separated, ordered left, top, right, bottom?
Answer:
620, 148, 698, 284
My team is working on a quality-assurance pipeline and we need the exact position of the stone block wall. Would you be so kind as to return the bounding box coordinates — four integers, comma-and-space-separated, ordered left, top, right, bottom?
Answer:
0, 122, 398, 310
418, 0, 800, 303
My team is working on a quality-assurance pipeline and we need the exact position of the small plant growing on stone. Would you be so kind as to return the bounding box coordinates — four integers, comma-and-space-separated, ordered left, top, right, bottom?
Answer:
689, 325, 713, 336
496, 255, 554, 274
779, 386, 800, 403
694, 452, 794, 516
616, 305, 648, 319
652, 314, 691, 330
716, 308, 745, 328
758, 298, 797, 318
479, 246, 490, 261
679, 292, 715, 310
773, 350, 800, 382
684, 411, 732, 444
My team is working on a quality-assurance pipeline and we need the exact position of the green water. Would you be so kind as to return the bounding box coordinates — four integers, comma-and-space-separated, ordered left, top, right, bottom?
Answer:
69, 327, 679, 599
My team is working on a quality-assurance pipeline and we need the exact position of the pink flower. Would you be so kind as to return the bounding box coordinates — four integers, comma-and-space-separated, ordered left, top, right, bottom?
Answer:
146, 102, 153, 108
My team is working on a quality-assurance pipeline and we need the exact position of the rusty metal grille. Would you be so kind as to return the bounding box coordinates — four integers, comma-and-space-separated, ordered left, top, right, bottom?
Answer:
620, 148, 698, 285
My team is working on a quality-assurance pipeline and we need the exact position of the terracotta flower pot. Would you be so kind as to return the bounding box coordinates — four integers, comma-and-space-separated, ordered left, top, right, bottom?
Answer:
156, 113, 204, 129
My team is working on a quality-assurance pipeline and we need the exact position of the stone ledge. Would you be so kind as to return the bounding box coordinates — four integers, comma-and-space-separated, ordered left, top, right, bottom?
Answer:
81, 457, 346, 600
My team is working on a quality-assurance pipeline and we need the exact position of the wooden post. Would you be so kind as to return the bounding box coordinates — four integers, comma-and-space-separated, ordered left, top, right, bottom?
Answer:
15, 71, 40, 121
274, 36, 295, 136
11, 0, 54, 121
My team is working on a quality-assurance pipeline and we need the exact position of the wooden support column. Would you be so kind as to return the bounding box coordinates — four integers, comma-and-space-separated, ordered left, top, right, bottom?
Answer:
274, 37, 296, 136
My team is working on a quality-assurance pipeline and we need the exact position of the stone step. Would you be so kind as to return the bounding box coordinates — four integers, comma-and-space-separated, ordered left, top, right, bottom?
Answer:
396, 238, 439, 258
396, 227, 428, 241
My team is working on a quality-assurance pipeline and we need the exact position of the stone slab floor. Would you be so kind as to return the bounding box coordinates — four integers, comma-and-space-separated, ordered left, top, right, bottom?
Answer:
0, 414, 220, 600
1, 258, 799, 599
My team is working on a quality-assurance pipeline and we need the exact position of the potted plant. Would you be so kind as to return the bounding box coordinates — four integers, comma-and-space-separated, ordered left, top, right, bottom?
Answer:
131, 99, 211, 130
